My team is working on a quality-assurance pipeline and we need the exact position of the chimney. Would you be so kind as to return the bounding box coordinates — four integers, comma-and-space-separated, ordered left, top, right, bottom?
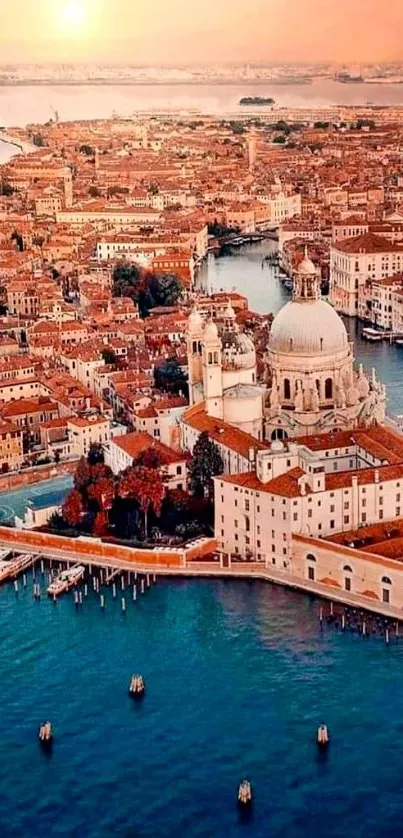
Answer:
374, 469, 379, 484
248, 446, 255, 463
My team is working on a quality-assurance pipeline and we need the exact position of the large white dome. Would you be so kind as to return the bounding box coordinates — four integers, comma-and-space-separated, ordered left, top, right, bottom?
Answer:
269, 299, 349, 356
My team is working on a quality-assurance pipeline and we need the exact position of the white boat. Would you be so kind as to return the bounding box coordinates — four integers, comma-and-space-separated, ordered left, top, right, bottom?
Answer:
47, 565, 85, 597
0, 553, 34, 583
362, 327, 383, 341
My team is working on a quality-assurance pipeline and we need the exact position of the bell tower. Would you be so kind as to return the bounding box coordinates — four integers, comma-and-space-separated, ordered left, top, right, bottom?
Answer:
202, 320, 223, 419
187, 310, 204, 405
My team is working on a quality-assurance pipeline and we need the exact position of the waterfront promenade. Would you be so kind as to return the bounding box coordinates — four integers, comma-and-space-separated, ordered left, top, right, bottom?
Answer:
2, 525, 403, 622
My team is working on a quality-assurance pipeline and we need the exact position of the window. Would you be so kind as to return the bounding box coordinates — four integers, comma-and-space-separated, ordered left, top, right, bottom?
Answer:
308, 565, 315, 581
245, 500, 250, 512
382, 576, 392, 585
344, 577, 351, 592
330, 520, 335, 529
306, 553, 316, 562
245, 517, 250, 532
344, 515, 349, 524
325, 378, 333, 399
176, 466, 182, 476
283, 378, 291, 400
382, 588, 390, 604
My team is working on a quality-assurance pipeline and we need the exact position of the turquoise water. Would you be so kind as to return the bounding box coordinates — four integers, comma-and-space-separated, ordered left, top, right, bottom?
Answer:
1, 575, 403, 837
0, 475, 73, 523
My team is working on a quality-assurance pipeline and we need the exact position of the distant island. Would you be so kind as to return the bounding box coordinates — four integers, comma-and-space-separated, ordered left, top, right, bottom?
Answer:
239, 96, 275, 106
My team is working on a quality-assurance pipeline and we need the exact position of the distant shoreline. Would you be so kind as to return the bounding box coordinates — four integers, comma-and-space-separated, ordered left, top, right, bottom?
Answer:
0, 78, 315, 88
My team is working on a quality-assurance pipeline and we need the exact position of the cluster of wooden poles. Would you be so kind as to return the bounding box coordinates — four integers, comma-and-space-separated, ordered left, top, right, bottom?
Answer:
13, 559, 157, 611
319, 601, 400, 643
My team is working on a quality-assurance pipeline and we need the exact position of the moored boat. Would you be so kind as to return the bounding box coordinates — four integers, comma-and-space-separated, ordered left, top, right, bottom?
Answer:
47, 565, 85, 598
0, 553, 34, 583
362, 327, 383, 341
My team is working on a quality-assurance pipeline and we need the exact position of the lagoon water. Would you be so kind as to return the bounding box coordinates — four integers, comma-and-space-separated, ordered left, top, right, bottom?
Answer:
1, 79, 403, 127
2, 574, 403, 838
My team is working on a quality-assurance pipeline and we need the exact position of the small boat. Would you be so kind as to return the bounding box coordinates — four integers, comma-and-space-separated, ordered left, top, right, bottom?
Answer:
362, 327, 383, 342
317, 724, 330, 747
129, 674, 145, 698
39, 722, 53, 746
238, 780, 252, 806
395, 338, 403, 346
0, 554, 34, 583
47, 565, 85, 598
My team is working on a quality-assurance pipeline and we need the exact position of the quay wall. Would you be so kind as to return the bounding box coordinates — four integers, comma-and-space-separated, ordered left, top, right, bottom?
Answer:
0, 460, 78, 493
0, 526, 216, 568
292, 533, 403, 611
2, 524, 403, 618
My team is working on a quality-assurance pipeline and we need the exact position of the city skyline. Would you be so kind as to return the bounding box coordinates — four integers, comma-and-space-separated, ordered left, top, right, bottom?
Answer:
1, 0, 403, 65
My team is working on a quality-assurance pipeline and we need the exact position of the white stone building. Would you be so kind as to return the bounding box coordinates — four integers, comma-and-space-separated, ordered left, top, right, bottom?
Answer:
266, 252, 386, 440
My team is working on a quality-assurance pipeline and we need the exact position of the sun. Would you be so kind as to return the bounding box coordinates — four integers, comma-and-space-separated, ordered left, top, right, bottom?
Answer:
61, 1, 86, 29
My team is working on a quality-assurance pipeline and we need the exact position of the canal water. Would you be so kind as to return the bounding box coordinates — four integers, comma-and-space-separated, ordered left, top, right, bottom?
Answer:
201, 243, 403, 416
2, 574, 403, 838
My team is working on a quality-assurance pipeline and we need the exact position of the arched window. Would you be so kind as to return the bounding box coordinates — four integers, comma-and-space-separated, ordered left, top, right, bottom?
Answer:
382, 576, 392, 585
325, 378, 333, 399
208, 352, 212, 364
343, 565, 353, 573
306, 553, 316, 562
271, 428, 288, 441
192, 340, 197, 353
213, 352, 219, 364
284, 378, 291, 400
316, 379, 321, 397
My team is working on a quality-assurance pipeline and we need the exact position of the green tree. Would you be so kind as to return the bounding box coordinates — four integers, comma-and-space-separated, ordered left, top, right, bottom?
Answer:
79, 144, 95, 155
101, 347, 118, 365
188, 432, 224, 500
112, 262, 143, 300
32, 133, 46, 147
87, 443, 105, 466
107, 185, 129, 197
148, 273, 183, 307
154, 358, 188, 396
0, 182, 14, 196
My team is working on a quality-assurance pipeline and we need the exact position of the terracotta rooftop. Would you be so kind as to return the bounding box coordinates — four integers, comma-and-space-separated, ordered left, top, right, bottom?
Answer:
183, 402, 268, 460
112, 431, 186, 465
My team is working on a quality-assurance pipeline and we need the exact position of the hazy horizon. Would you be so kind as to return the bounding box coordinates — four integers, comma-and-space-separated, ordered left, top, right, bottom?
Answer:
1, 0, 403, 66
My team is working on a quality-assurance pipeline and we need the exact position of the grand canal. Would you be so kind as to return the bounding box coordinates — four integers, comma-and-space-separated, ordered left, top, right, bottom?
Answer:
2, 244, 403, 837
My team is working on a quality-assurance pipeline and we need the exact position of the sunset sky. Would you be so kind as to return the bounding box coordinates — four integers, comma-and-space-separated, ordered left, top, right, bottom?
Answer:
1, 0, 402, 64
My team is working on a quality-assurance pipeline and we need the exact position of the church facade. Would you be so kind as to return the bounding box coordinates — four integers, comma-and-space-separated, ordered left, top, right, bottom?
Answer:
186, 251, 386, 446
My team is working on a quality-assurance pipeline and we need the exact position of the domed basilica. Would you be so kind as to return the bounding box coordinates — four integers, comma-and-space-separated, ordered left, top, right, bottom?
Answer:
187, 250, 386, 442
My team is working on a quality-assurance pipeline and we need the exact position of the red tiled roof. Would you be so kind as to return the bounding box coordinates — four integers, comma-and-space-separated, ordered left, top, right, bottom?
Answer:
112, 431, 186, 465
183, 402, 268, 460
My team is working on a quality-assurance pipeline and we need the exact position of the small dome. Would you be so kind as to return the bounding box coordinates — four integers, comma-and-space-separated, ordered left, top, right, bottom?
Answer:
297, 256, 316, 276
204, 320, 218, 340
222, 331, 256, 368
271, 439, 285, 452
224, 302, 236, 319
188, 309, 203, 330
269, 299, 348, 356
